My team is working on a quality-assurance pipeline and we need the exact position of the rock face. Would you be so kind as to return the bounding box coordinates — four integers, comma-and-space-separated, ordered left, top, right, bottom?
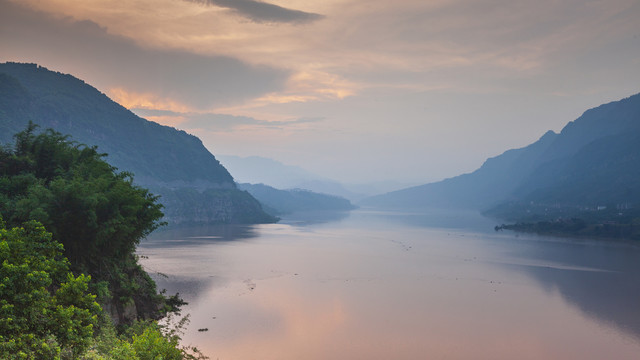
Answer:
0, 62, 275, 224
102, 299, 138, 327
157, 187, 278, 224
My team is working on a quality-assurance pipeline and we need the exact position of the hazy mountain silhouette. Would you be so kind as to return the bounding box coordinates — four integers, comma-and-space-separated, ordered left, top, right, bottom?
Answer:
218, 155, 365, 199
237, 183, 356, 216
218, 155, 325, 189
218, 154, 415, 201
0, 62, 274, 224
361, 93, 640, 213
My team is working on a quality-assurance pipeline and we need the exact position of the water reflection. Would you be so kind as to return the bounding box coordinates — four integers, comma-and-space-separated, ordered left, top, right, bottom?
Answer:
502, 235, 640, 339
278, 210, 352, 226
140, 224, 260, 300
138, 210, 640, 359
145, 223, 259, 246
352, 207, 498, 232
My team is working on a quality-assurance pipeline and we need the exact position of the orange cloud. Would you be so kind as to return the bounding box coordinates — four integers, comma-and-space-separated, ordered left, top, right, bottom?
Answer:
144, 115, 189, 128
108, 87, 192, 113
217, 69, 358, 116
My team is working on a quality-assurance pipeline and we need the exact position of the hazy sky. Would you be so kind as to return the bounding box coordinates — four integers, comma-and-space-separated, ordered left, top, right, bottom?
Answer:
1, 0, 639, 184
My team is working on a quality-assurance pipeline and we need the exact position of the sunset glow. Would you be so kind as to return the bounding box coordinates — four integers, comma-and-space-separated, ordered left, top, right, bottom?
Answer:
2, 0, 639, 182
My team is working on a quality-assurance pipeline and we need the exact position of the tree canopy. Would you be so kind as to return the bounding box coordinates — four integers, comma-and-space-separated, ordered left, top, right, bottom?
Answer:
0, 124, 167, 323
0, 220, 206, 360
0, 220, 101, 359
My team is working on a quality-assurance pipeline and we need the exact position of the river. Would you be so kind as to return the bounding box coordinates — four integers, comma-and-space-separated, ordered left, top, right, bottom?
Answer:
138, 209, 640, 359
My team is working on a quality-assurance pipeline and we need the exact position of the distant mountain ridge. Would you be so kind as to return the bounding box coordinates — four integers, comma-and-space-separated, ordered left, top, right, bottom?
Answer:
361, 93, 640, 214
217, 155, 320, 188
237, 183, 356, 216
360, 129, 559, 209
218, 155, 365, 200
218, 154, 416, 201
0, 62, 275, 224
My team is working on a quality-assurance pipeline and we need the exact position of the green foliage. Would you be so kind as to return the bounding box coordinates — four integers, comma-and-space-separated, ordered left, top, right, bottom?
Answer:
131, 325, 183, 360
0, 124, 169, 323
1, 124, 164, 269
0, 124, 209, 359
0, 221, 101, 359
133, 315, 208, 360
0, 62, 234, 186
0, 144, 204, 358
0, 62, 278, 226
492, 204, 640, 240
84, 315, 208, 360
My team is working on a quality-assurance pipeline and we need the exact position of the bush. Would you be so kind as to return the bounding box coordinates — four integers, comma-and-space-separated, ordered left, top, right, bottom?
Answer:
0, 221, 101, 359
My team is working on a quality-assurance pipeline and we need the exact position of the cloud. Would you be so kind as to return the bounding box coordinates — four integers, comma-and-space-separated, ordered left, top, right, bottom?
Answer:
0, 0, 289, 109
288, 117, 324, 124
3, 0, 639, 184
180, 112, 325, 130
130, 108, 183, 117
189, 0, 324, 24
131, 108, 324, 131
175, 112, 263, 130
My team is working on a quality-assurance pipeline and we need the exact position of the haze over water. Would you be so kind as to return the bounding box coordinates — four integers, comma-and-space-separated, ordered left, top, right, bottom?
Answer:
139, 210, 640, 359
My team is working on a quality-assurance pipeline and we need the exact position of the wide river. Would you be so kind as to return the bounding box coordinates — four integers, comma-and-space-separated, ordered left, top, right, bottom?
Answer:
139, 209, 640, 359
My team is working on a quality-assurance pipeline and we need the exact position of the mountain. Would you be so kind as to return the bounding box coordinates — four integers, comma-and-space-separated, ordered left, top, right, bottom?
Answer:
237, 183, 356, 216
360, 130, 559, 209
217, 155, 364, 200
0, 62, 275, 224
217, 155, 321, 188
361, 93, 640, 215
217, 155, 412, 201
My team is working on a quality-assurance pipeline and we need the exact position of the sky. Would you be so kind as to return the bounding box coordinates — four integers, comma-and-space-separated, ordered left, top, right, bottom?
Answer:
1, 0, 639, 184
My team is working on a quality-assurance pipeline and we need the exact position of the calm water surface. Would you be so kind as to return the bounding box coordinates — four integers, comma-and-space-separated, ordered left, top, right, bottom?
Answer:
139, 209, 640, 359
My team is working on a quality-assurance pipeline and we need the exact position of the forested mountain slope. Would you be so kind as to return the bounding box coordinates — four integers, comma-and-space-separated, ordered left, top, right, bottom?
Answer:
0, 62, 275, 224
361, 93, 640, 214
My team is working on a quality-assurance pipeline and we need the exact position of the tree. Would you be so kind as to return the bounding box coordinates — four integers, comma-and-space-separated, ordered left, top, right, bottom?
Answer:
0, 124, 168, 324
0, 220, 101, 359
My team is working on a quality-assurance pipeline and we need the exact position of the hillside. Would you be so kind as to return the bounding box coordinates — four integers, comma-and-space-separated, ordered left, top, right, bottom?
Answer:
218, 155, 416, 201
237, 183, 356, 216
0, 62, 275, 224
360, 130, 559, 209
361, 93, 640, 216
218, 155, 365, 200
